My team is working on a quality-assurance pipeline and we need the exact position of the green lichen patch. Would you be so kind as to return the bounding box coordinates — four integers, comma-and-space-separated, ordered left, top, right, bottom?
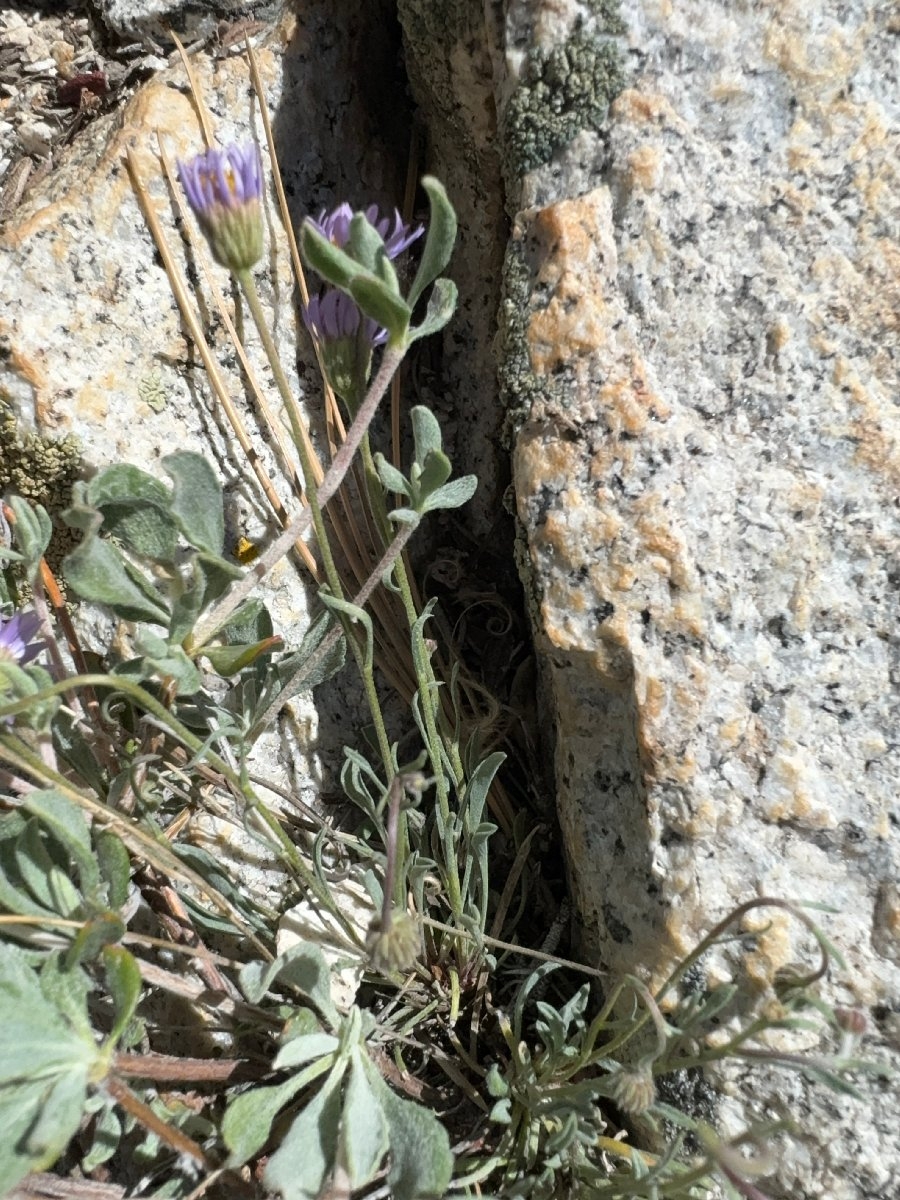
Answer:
585, 0, 627, 31
0, 405, 82, 573
498, 235, 555, 444
0, 408, 81, 513
501, 28, 625, 181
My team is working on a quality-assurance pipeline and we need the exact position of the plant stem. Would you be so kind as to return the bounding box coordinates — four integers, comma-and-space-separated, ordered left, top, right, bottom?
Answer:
188, 345, 405, 651
0, 680, 353, 941
249, 518, 419, 735
237, 271, 394, 774
236, 270, 335, 585
104, 1075, 210, 1167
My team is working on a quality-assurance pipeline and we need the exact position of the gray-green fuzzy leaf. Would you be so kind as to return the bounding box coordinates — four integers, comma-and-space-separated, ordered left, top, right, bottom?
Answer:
408, 277, 458, 343
163, 452, 225, 555
407, 177, 457, 311
62, 535, 170, 625
338, 1049, 389, 1188
263, 1071, 344, 1200
239, 940, 339, 1028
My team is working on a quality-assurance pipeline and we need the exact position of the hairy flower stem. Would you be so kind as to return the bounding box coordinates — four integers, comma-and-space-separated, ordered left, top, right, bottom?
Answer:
236, 271, 393, 775
381, 774, 403, 922
356, 434, 465, 890
249, 518, 419, 735
187, 345, 404, 652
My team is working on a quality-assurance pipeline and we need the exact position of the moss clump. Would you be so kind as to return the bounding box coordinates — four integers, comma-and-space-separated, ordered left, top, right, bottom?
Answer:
501, 28, 625, 180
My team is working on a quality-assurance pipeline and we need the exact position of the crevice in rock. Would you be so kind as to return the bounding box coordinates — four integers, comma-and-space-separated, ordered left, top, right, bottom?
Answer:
270, 0, 566, 940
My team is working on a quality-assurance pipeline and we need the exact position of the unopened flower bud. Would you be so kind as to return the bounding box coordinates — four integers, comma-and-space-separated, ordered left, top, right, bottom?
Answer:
834, 1007, 867, 1037
610, 1064, 656, 1116
367, 912, 422, 974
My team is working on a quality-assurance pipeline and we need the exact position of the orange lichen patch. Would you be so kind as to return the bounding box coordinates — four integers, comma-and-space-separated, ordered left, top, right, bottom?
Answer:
847, 101, 890, 161
513, 425, 580, 505
541, 507, 583, 559
625, 144, 662, 191
611, 562, 639, 592
634, 510, 693, 592
527, 300, 610, 374
525, 192, 617, 375
5, 83, 196, 248
671, 593, 706, 638
597, 362, 670, 436
74, 375, 113, 424
764, 15, 860, 88
718, 716, 746, 746
639, 673, 666, 723
710, 75, 750, 103
762, 746, 835, 829
530, 191, 616, 285
0, 328, 46, 421
611, 88, 683, 130
866, 238, 900, 332
661, 911, 704, 977
583, 504, 623, 545
833, 358, 900, 493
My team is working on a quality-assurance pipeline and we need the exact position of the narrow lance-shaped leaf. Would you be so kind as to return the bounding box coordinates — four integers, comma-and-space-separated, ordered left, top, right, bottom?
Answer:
348, 275, 411, 345
62, 535, 170, 625
102, 946, 142, 1047
223, 1061, 332, 1167
414, 450, 453, 502
23, 789, 99, 897
263, 1070, 344, 1200
85, 464, 178, 562
239, 939, 339, 1029
337, 1048, 389, 1188
407, 177, 457, 311
300, 221, 359, 290
348, 213, 387, 273
364, 1059, 453, 1200
408, 277, 458, 344
5, 496, 52, 570
410, 405, 443, 462
420, 475, 478, 514
319, 591, 375, 678
373, 454, 410, 497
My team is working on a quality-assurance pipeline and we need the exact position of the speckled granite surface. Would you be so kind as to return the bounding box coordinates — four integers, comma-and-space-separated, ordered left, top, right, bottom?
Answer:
501, 0, 899, 1195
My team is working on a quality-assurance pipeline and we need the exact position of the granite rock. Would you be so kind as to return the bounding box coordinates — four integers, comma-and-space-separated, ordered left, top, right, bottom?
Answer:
504, 0, 899, 1195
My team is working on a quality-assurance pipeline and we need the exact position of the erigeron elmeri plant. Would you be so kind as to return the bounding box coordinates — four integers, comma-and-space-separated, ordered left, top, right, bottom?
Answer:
0, 44, 884, 1200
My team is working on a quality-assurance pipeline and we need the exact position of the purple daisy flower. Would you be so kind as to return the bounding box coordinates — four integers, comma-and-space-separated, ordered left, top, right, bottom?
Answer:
177, 143, 264, 272
310, 202, 423, 261
0, 609, 44, 666
303, 288, 387, 348
302, 288, 387, 408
